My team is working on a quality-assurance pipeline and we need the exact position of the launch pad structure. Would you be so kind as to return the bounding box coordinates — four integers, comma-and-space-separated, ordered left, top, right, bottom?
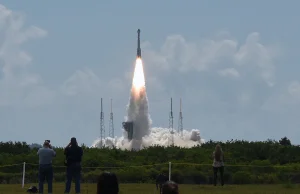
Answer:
109, 99, 114, 138
169, 98, 174, 146
168, 97, 184, 146
178, 98, 183, 137
122, 121, 134, 140
100, 98, 105, 147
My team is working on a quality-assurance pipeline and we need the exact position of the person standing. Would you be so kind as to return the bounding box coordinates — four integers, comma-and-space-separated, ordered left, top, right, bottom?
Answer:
212, 144, 225, 186
37, 140, 56, 194
64, 137, 83, 194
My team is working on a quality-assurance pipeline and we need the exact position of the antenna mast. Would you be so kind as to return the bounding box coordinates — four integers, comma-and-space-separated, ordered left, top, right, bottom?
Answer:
100, 98, 105, 148
169, 97, 174, 146
178, 98, 183, 137
109, 98, 114, 138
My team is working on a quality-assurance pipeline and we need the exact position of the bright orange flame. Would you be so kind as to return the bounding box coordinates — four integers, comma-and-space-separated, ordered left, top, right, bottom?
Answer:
132, 57, 145, 91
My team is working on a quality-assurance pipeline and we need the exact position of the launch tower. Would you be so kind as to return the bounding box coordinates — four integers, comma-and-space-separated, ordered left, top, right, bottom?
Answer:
169, 97, 174, 146
178, 98, 183, 137
109, 99, 114, 138
100, 98, 105, 147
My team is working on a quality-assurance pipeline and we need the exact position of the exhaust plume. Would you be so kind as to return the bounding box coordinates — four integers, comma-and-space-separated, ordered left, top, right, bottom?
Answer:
92, 57, 204, 150
125, 57, 151, 149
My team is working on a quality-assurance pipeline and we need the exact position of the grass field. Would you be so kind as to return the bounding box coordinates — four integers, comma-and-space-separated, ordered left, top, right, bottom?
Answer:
0, 183, 300, 194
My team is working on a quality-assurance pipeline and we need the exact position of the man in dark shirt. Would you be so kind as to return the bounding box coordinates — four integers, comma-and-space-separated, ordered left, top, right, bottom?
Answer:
63, 137, 83, 194
156, 173, 169, 194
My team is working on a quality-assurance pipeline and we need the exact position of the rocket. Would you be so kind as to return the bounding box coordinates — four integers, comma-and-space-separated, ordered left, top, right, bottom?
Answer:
137, 29, 141, 58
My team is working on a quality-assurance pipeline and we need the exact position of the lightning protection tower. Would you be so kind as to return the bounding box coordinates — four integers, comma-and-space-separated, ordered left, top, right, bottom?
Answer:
178, 98, 183, 137
100, 98, 105, 148
169, 97, 174, 146
109, 98, 114, 138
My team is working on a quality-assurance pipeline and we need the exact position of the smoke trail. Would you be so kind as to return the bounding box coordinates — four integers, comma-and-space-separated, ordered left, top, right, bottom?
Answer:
126, 87, 151, 140
124, 58, 151, 149
92, 58, 204, 150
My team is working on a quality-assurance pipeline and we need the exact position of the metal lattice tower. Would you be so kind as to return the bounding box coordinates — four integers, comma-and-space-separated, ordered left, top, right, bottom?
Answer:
169, 97, 174, 146
178, 98, 183, 137
100, 98, 105, 148
109, 98, 114, 138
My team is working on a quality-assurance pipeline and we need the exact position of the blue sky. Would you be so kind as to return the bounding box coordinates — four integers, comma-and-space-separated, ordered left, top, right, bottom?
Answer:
0, 1, 300, 146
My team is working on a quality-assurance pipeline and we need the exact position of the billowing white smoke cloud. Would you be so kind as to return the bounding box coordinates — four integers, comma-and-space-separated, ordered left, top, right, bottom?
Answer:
92, 58, 204, 150
92, 127, 205, 150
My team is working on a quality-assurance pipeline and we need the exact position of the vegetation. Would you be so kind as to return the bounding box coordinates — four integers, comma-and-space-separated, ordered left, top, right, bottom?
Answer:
0, 184, 300, 194
0, 137, 300, 184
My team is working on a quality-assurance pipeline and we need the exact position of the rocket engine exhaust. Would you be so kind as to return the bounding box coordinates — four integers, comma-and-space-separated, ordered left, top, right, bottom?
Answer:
122, 29, 151, 149
92, 29, 204, 150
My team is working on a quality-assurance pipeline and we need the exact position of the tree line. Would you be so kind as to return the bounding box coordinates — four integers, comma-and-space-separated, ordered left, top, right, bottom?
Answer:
0, 137, 299, 184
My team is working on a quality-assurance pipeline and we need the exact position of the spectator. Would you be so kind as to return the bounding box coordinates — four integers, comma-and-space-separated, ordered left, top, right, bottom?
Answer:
37, 140, 56, 194
162, 181, 179, 194
156, 173, 168, 194
212, 144, 225, 186
64, 137, 83, 194
97, 171, 119, 194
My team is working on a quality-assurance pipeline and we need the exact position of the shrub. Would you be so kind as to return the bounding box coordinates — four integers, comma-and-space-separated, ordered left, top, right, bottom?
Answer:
232, 171, 252, 184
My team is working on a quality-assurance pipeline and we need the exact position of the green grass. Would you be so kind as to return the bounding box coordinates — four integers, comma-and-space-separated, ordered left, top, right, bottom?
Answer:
0, 183, 300, 194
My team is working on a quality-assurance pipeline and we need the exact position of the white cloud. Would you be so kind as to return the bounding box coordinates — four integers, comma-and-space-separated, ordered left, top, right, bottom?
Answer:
234, 32, 277, 87
143, 34, 237, 72
143, 32, 278, 87
60, 68, 129, 101
218, 68, 240, 78
0, 4, 52, 107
